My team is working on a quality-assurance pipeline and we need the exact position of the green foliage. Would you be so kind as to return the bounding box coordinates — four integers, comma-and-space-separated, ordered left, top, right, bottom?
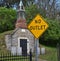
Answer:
25, 5, 46, 23
39, 19, 60, 46
42, 19, 60, 41
0, 7, 16, 33
26, 5, 39, 23
25, 5, 39, 23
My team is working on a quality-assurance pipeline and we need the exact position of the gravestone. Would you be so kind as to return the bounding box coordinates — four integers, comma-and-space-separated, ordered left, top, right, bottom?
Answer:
17, 47, 22, 55
11, 47, 17, 55
41, 47, 45, 55
37, 47, 40, 55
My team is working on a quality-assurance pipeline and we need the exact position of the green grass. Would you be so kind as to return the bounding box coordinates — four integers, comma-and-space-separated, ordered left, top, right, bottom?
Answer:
0, 55, 30, 61
40, 45, 58, 61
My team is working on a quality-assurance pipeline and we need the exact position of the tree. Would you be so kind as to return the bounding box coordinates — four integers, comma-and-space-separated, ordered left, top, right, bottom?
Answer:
35, 0, 59, 19
0, 0, 34, 7
25, 4, 46, 23
0, 7, 16, 33
25, 5, 40, 23
39, 18, 60, 46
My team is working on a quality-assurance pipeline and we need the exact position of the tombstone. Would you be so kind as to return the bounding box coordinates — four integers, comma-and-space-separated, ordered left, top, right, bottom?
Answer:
37, 47, 40, 55
11, 46, 16, 55
41, 47, 45, 55
17, 47, 22, 55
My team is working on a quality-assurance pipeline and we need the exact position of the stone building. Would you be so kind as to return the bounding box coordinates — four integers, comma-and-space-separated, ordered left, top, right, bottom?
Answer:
5, 0, 36, 56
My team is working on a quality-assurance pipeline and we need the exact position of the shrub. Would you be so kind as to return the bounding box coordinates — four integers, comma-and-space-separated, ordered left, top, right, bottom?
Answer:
39, 19, 60, 46
0, 7, 16, 33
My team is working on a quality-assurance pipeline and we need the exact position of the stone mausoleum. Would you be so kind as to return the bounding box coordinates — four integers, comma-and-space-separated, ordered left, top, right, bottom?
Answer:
5, 0, 38, 56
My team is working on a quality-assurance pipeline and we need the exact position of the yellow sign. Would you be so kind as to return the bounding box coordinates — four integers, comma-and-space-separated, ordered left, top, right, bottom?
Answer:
28, 14, 49, 38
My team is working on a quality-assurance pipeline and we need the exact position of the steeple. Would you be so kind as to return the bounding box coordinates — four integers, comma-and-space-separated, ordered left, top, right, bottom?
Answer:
19, 0, 24, 11
15, 0, 27, 28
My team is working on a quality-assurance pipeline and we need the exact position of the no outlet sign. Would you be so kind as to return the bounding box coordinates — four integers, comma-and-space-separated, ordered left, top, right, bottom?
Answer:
28, 14, 49, 38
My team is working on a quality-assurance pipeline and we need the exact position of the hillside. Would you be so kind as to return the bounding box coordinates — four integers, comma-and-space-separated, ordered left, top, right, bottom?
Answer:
0, 30, 13, 54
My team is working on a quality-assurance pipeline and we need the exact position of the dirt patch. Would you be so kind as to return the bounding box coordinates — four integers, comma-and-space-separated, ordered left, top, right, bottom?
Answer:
32, 58, 47, 61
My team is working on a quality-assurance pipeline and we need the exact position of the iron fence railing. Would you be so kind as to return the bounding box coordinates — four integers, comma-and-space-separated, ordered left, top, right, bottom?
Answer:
0, 50, 32, 61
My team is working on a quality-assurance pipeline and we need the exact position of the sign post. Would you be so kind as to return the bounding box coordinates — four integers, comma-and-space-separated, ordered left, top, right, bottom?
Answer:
35, 38, 39, 61
28, 14, 49, 61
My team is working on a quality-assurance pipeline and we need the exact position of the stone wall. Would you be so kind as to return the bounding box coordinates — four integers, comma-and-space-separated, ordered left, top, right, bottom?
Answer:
11, 28, 35, 52
5, 35, 12, 50
5, 28, 35, 54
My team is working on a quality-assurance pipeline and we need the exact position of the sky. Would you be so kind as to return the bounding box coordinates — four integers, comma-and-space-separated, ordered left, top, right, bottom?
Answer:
35, 0, 60, 10
13, 0, 60, 10
56, 0, 60, 10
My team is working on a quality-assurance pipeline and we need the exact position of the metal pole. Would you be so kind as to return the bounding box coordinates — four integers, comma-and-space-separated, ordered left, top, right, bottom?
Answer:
30, 49, 32, 61
35, 38, 39, 61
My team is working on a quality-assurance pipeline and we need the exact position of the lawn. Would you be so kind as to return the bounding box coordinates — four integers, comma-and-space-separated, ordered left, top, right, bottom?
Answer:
40, 45, 58, 61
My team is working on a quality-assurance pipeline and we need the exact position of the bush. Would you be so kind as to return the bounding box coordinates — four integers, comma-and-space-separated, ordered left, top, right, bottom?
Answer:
0, 7, 16, 33
25, 4, 46, 23
39, 19, 60, 46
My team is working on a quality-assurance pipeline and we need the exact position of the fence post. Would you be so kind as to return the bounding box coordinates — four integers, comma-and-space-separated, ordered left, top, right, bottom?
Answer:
30, 49, 32, 61
57, 43, 60, 61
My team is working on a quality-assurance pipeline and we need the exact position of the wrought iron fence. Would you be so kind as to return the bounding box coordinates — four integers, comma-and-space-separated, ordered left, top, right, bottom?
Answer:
0, 50, 32, 61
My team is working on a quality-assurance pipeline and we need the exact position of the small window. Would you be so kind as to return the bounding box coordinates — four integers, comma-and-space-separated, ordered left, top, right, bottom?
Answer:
21, 6, 23, 9
21, 29, 25, 32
